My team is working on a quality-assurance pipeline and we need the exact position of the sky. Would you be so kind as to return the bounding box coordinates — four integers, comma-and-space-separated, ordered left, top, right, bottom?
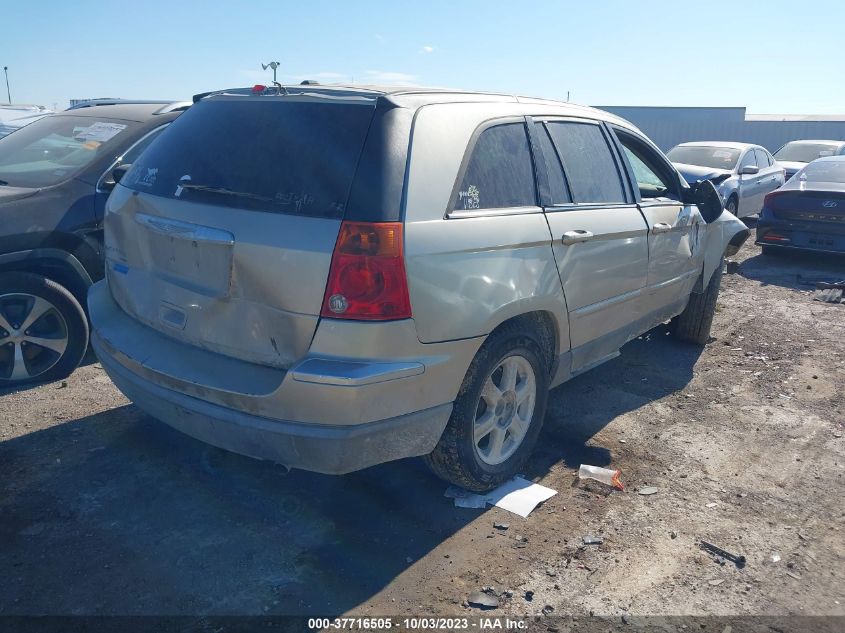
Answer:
3, 0, 844, 114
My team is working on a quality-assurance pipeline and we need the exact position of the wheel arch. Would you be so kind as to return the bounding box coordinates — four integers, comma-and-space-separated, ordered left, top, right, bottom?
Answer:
485, 309, 561, 380
692, 212, 750, 293
0, 249, 94, 312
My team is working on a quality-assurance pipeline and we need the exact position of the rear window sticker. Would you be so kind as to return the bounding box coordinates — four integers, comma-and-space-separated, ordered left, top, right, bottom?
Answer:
459, 185, 480, 210
74, 121, 127, 143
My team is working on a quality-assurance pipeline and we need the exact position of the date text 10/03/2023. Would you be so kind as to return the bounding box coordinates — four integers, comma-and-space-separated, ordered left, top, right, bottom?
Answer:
308, 617, 528, 630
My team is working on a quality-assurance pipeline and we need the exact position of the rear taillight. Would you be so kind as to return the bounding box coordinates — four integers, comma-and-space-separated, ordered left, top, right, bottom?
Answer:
321, 221, 412, 321
763, 191, 788, 208
761, 233, 790, 242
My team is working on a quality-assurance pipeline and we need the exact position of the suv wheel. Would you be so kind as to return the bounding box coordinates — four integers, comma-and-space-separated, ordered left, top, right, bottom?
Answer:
424, 323, 549, 492
670, 257, 723, 346
0, 272, 89, 388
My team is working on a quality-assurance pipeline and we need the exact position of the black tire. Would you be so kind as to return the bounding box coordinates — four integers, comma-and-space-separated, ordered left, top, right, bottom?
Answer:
0, 272, 89, 387
670, 257, 723, 346
424, 321, 550, 492
761, 245, 780, 257
726, 195, 739, 217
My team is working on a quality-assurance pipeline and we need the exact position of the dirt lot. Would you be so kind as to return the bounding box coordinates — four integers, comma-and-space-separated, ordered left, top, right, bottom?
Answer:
1, 228, 844, 623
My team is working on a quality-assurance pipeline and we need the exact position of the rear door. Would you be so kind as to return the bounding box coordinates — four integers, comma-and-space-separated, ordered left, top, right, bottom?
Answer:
533, 118, 649, 371
105, 95, 377, 368
610, 127, 704, 313
755, 148, 784, 195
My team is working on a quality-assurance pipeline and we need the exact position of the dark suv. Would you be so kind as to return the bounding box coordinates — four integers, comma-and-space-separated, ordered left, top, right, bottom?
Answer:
0, 101, 189, 387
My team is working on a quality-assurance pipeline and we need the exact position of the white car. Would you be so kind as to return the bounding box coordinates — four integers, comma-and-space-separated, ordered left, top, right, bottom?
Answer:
667, 141, 785, 218
0, 104, 52, 138
773, 139, 845, 180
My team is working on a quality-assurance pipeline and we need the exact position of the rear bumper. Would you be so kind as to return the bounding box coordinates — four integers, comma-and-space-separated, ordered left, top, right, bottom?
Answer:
756, 217, 845, 254
93, 330, 452, 474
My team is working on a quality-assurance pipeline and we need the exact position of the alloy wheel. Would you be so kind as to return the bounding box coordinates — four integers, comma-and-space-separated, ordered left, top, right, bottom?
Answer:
473, 354, 537, 465
0, 293, 69, 381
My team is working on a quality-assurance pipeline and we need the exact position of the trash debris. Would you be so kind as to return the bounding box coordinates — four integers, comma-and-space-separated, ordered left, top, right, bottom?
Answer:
786, 571, 801, 580
445, 477, 557, 518
524, 590, 534, 602
545, 568, 557, 577
444, 486, 487, 509
542, 604, 554, 616
638, 486, 658, 495
708, 578, 725, 586
578, 464, 624, 490
493, 522, 510, 531
812, 281, 845, 304
582, 535, 603, 545
771, 553, 781, 563
700, 540, 746, 568
467, 590, 499, 609
57, 380, 68, 389
705, 502, 718, 508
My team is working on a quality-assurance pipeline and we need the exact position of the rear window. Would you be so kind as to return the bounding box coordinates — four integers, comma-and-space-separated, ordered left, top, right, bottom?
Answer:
123, 98, 375, 218
799, 160, 845, 183
453, 123, 536, 211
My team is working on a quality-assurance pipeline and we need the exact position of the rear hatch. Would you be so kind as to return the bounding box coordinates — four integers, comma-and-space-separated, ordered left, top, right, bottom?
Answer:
767, 188, 845, 224
105, 93, 378, 369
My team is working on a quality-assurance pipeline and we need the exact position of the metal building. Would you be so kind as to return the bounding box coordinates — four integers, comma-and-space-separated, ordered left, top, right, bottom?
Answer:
595, 106, 845, 153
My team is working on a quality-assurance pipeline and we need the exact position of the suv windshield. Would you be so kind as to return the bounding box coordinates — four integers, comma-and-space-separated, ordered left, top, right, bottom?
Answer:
123, 98, 376, 218
666, 145, 741, 170
774, 142, 839, 163
0, 115, 136, 188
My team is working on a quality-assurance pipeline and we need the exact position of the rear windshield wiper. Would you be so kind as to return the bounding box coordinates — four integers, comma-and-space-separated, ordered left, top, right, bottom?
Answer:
178, 183, 272, 202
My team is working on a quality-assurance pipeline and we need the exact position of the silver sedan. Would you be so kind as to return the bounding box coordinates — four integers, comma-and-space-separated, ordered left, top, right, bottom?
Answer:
667, 141, 785, 218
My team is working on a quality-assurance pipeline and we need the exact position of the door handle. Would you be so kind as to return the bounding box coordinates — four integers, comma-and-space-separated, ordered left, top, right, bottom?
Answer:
651, 222, 672, 234
561, 229, 594, 245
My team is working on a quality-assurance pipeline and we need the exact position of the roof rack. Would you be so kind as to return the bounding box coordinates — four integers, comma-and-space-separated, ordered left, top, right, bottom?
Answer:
65, 99, 184, 111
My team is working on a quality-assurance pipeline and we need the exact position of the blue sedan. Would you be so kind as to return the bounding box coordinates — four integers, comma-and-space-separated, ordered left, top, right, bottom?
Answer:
756, 156, 845, 255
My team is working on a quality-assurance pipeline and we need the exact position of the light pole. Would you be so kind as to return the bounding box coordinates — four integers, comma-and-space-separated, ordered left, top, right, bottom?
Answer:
3, 67, 10, 104
261, 61, 281, 83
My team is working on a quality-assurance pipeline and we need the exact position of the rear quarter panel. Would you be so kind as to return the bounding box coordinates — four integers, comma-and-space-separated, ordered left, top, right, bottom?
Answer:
402, 102, 569, 346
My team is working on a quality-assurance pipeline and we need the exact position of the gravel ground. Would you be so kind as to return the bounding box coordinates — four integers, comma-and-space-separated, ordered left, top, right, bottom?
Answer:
1, 229, 843, 622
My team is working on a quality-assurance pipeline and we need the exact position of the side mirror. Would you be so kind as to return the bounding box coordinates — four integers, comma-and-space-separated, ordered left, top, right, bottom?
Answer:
739, 165, 759, 175
684, 179, 723, 223
100, 163, 131, 192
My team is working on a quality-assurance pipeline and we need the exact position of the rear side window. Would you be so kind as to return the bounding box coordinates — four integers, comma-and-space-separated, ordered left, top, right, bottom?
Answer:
123, 99, 375, 218
546, 122, 626, 204
454, 123, 536, 211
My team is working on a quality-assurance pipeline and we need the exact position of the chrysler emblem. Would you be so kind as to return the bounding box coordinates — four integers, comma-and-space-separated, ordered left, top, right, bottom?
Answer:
823, 200, 838, 208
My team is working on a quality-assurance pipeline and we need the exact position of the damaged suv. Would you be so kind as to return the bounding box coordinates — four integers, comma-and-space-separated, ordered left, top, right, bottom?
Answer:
89, 85, 748, 491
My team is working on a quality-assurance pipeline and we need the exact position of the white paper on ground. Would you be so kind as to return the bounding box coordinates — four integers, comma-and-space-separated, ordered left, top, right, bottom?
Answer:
444, 476, 557, 518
